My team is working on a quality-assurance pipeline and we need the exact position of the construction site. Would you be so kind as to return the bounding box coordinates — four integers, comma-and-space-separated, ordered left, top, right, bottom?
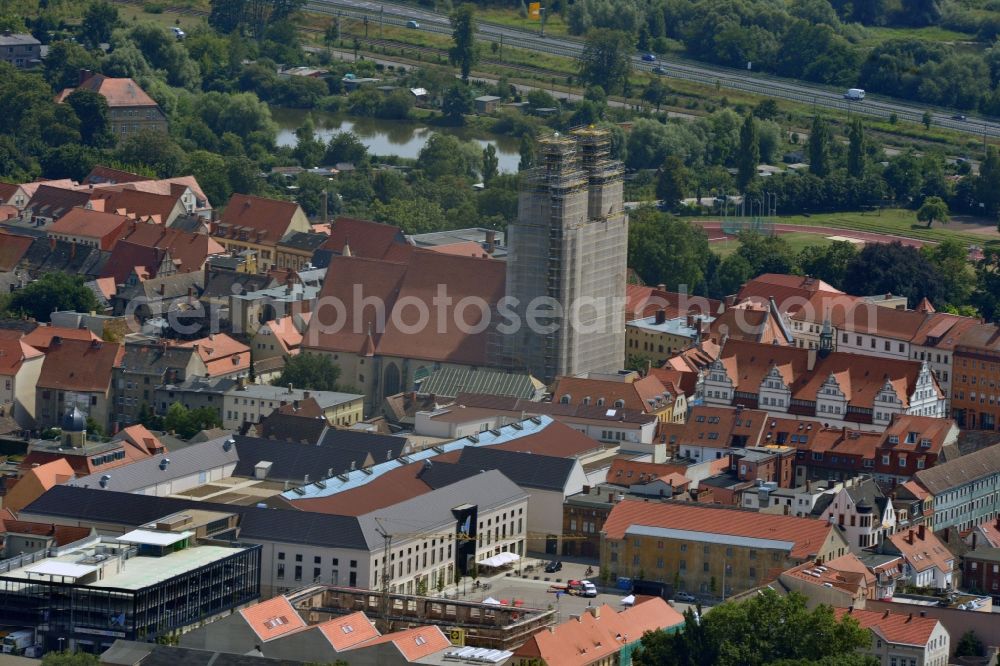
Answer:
497, 126, 628, 383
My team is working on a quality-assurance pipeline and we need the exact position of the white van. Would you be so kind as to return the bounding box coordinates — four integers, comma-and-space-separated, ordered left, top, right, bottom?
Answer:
844, 88, 865, 101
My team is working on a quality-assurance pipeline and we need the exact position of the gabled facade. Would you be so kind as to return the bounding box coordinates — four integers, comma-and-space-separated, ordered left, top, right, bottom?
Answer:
0, 334, 44, 426
35, 338, 124, 432
212, 194, 311, 271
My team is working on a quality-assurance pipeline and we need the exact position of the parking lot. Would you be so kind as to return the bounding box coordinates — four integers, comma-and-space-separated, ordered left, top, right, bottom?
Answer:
452, 556, 706, 620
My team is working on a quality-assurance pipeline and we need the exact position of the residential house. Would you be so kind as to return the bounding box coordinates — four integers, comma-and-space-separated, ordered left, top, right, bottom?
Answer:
56, 72, 167, 140
0, 332, 44, 426
22, 413, 165, 477
511, 599, 684, 666
777, 552, 877, 609
174, 333, 250, 379
626, 312, 715, 366
965, 516, 1000, 550
892, 480, 934, 532
709, 297, 796, 346
114, 339, 211, 424
10, 234, 108, 280
601, 500, 850, 597
833, 607, 950, 666
303, 250, 506, 415
21, 184, 92, 227
951, 322, 1000, 429
275, 231, 328, 271
962, 547, 1000, 599
875, 416, 957, 488
813, 476, 896, 551
0, 33, 41, 68
221, 382, 363, 430
34, 338, 123, 431
212, 194, 311, 271
701, 339, 946, 428
735, 273, 845, 311
229, 271, 322, 337
87, 187, 187, 226
101, 220, 225, 285
885, 525, 954, 590
625, 283, 721, 322
110, 270, 203, 322
674, 405, 769, 463
251, 313, 309, 366
550, 372, 683, 423
44, 207, 129, 250
0, 519, 93, 558
20, 324, 100, 352
1, 458, 75, 513
912, 442, 1000, 532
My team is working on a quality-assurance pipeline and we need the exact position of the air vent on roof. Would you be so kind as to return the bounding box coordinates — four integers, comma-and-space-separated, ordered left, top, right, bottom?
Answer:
337, 474, 349, 482
529, 416, 542, 425
466, 435, 479, 443
432, 445, 444, 453
361, 467, 374, 475
488, 429, 501, 436
511, 422, 523, 430
292, 487, 306, 496
315, 480, 327, 489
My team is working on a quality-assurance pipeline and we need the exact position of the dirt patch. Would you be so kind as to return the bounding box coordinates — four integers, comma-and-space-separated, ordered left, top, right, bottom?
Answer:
933, 214, 999, 237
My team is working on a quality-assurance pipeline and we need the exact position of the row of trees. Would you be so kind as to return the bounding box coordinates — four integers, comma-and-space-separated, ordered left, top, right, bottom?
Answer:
627, 206, 980, 313
566, 0, 1000, 112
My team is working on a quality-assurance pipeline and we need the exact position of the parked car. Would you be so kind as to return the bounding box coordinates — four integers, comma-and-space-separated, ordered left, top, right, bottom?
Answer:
843, 88, 865, 101
675, 591, 697, 602
653, 65, 668, 75
952, 114, 967, 121
642, 53, 657, 62
406, 20, 420, 28
544, 560, 563, 573
171, 26, 186, 40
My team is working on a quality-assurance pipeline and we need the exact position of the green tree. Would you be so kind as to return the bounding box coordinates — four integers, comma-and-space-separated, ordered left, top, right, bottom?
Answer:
45, 41, 101, 90
737, 113, 759, 191
979, 147, 1000, 217
923, 237, 974, 308
3, 272, 99, 322
482, 144, 499, 184
449, 3, 477, 83
273, 354, 347, 392
163, 402, 222, 440
325, 131, 368, 166
42, 652, 100, 666
847, 118, 865, 178
715, 253, 754, 296
922, 110, 932, 129
81, 1, 120, 48
736, 231, 796, 275
116, 130, 186, 177
916, 196, 948, 228
579, 28, 631, 95
643, 78, 669, 112
295, 171, 340, 219
797, 241, 859, 290
66, 89, 114, 148
628, 207, 710, 291
184, 150, 232, 206
656, 155, 689, 210
808, 115, 830, 177
955, 630, 984, 658
518, 134, 535, 171
373, 197, 448, 234
418, 133, 481, 180
442, 82, 473, 124
293, 114, 325, 168
843, 241, 944, 307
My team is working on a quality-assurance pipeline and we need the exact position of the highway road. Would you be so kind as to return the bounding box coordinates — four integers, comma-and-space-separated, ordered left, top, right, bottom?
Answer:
309, 0, 1000, 141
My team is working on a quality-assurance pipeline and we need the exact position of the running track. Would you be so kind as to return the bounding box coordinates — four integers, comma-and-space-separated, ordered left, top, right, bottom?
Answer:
695, 221, 927, 248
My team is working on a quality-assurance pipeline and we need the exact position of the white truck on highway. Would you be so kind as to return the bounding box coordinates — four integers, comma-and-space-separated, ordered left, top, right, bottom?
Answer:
2, 630, 36, 655
844, 88, 865, 100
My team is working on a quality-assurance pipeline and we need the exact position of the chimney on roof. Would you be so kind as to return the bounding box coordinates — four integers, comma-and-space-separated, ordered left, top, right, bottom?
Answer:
288, 383, 294, 394
972, 532, 978, 551
906, 613, 913, 623
657, 283, 666, 291
655, 309, 666, 325
918, 524, 925, 540
883, 610, 890, 618
158, 282, 165, 296
485, 229, 496, 254
588, 606, 600, 619
907, 529, 915, 545
78, 69, 93, 85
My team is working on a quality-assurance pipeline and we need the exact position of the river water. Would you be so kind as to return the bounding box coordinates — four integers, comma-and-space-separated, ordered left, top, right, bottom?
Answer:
271, 108, 521, 173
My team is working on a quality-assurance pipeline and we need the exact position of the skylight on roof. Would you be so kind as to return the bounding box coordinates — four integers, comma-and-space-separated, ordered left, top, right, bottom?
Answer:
263, 616, 288, 629
341, 624, 355, 634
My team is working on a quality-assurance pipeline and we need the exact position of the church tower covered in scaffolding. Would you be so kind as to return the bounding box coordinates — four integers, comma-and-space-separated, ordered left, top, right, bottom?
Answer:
497, 127, 627, 383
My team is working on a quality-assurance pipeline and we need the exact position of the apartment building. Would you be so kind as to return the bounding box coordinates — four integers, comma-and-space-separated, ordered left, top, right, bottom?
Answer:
912, 443, 1000, 532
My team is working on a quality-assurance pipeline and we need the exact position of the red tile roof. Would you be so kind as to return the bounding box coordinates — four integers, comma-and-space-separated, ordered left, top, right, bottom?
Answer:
0, 519, 92, 546
550, 375, 674, 414
306, 250, 506, 365
239, 596, 308, 642
175, 334, 249, 377
316, 612, 380, 651
88, 188, 180, 224
352, 625, 451, 661
0, 337, 42, 377
888, 527, 953, 574
737, 274, 842, 313
625, 284, 721, 321
0, 182, 17, 203
59, 74, 159, 108
0, 231, 33, 271
2, 459, 75, 513
217, 194, 304, 243
36, 338, 123, 392
322, 216, 409, 260
834, 607, 939, 647
101, 221, 224, 283
47, 208, 129, 250
514, 599, 684, 666
21, 326, 100, 352
83, 166, 149, 186
604, 500, 837, 560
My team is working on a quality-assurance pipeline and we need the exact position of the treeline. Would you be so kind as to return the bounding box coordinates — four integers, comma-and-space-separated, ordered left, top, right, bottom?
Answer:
557, 0, 1000, 112
627, 206, 983, 315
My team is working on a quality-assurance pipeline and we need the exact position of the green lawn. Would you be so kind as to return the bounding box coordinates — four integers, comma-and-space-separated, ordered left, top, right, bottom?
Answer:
711, 231, 836, 257
776, 209, 1000, 247
861, 25, 975, 46
474, 7, 571, 38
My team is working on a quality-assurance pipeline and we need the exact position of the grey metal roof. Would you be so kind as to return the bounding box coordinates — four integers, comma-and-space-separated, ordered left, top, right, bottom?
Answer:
231, 434, 374, 482
69, 435, 239, 492
418, 367, 538, 399
277, 231, 327, 252
225, 384, 362, 408
23, 485, 372, 550
455, 446, 577, 492
317, 428, 407, 458
0, 33, 40, 46
914, 442, 1000, 495
357, 470, 525, 542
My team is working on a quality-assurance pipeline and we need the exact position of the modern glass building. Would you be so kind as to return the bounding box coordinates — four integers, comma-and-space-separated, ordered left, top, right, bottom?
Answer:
0, 529, 260, 654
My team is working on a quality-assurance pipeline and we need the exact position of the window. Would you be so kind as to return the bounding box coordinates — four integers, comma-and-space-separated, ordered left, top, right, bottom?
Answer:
295, 554, 302, 562
278, 552, 285, 560
703, 562, 710, 572
294, 566, 302, 581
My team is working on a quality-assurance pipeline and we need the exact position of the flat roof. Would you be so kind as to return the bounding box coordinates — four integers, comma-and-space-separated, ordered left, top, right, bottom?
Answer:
628, 314, 713, 336
25, 561, 97, 579
117, 529, 194, 547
